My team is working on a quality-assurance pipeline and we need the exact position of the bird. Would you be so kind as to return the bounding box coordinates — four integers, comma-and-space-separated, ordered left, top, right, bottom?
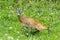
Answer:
16, 7, 50, 36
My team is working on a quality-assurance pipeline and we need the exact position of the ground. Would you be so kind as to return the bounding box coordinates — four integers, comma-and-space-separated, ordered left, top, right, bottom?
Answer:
0, 0, 60, 40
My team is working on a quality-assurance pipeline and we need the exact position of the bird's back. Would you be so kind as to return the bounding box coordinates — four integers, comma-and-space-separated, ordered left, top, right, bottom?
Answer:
19, 16, 47, 30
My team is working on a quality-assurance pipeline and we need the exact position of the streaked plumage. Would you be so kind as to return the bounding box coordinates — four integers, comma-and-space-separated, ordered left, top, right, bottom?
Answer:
18, 16, 47, 30
16, 7, 50, 36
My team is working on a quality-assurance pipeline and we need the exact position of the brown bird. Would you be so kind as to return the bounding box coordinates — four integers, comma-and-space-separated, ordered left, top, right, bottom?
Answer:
14, 0, 50, 37
16, 8, 50, 36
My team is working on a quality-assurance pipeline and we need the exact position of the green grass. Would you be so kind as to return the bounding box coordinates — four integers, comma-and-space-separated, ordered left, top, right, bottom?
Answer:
0, 0, 60, 40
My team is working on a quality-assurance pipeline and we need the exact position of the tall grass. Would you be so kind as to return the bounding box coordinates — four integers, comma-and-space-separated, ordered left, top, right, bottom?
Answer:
0, 0, 60, 40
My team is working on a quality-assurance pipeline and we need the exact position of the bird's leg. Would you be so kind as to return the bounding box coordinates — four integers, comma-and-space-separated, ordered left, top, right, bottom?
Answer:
47, 27, 50, 34
28, 27, 31, 37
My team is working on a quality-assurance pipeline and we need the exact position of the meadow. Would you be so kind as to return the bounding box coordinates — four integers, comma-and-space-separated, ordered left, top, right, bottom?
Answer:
0, 0, 60, 40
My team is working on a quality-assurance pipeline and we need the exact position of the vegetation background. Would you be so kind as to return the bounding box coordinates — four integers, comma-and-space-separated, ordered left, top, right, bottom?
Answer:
0, 0, 60, 40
